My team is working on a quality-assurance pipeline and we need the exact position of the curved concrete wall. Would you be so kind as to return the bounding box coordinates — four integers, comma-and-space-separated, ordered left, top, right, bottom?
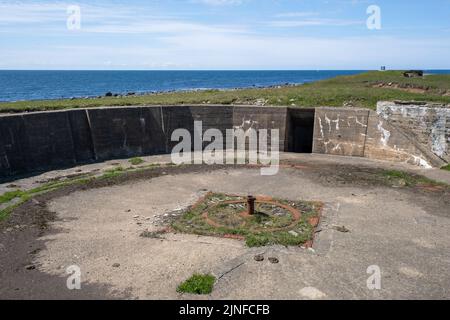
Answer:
313, 106, 446, 168
0, 104, 446, 180
0, 105, 287, 179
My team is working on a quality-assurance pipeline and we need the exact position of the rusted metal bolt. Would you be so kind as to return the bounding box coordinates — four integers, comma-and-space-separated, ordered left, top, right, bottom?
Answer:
247, 195, 256, 215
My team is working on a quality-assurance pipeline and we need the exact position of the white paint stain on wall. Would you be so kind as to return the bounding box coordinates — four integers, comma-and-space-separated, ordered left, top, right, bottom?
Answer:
377, 101, 449, 162
377, 121, 391, 146
324, 113, 340, 131
412, 155, 433, 169
430, 109, 448, 158
348, 116, 368, 128
318, 117, 324, 138
234, 117, 259, 132
324, 114, 332, 134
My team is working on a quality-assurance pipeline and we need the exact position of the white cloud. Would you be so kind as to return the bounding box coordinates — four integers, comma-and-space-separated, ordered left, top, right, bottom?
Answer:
275, 12, 319, 18
83, 21, 247, 34
192, 0, 243, 5
269, 18, 364, 28
0, 1, 249, 35
2, 33, 449, 70
0, 0, 449, 70
0, 1, 140, 25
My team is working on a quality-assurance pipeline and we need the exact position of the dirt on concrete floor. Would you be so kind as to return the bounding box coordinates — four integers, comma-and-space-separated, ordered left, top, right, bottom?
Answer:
0, 158, 449, 300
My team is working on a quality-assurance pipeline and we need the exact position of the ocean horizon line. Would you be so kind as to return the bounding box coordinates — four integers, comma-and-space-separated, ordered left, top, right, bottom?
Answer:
2, 69, 450, 72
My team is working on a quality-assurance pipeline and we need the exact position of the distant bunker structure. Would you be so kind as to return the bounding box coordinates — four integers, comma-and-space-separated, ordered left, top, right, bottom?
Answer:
0, 101, 448, 179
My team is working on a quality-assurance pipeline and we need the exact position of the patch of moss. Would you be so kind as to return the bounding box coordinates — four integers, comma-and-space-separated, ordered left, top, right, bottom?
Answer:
177, 274, 215, 295
441, 164, 450, 172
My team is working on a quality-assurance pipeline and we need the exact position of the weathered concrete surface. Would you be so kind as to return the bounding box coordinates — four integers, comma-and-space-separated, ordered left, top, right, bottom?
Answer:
87, 107, 162, 160
377, 101, 450, 163
1, 104, 448, 180
0, 106, 287, 179
2, 152, 449, 196
313, 108, 369, 157
233, 106, 288, 151
313, 105, 447, 168
1, 154, 449, 300
365, 111, 442, 168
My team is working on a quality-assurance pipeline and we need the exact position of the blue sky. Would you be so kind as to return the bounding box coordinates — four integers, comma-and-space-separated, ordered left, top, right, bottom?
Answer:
0, 0, 449, 70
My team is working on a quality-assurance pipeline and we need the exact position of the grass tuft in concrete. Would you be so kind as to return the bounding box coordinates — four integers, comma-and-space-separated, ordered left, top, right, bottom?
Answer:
441, 164, 450, 172
129, 157, 145, 166
177, 274, 216, 295
102, 166, 126, 179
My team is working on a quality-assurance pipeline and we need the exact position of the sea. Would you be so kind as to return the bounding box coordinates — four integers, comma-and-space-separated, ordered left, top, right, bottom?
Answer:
0, 70, 449, 103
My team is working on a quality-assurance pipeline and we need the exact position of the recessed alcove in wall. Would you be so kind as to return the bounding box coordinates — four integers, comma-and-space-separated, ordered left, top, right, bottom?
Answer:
286, 109, 315, 153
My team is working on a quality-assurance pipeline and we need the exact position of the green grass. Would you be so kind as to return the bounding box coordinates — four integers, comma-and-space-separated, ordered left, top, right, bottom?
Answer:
441, 164, 450, 171
1, 71, 449, 113
0, 163, 172, 222
102, 166, 125, 179
245, 234, 270, 247
0, 175, 95, 221
0, 190, 24, 204
129, 157, 145, 166
177, 274, 216, 295
382, 170, 447, 187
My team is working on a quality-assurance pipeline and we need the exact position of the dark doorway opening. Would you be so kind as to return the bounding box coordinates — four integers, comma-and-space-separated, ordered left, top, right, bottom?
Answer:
287, 109, 315, 153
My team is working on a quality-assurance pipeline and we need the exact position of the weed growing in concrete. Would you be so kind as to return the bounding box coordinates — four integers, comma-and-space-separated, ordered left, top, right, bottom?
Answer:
102, 166, 125, 179
177, 274, 216, 295
129, 157, 145, 166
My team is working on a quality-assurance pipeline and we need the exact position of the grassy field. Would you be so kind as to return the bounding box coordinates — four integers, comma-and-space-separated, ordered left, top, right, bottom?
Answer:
0, 71, 449, 113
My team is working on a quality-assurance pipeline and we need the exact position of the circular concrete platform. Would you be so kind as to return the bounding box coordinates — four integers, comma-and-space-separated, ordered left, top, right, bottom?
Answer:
0, 153, 449, 299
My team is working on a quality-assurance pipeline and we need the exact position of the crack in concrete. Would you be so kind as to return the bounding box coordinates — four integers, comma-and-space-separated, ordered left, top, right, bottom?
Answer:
216, 261, 247, 281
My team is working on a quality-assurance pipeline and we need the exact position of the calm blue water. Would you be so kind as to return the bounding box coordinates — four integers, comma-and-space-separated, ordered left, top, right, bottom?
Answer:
0, 70, 449, 102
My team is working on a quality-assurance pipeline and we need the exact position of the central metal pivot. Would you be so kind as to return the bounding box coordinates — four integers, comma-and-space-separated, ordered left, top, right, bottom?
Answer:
247, 195, 256, 215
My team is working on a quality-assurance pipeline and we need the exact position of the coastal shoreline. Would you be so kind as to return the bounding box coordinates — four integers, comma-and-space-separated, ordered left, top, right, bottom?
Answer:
1, 71, 449, 113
